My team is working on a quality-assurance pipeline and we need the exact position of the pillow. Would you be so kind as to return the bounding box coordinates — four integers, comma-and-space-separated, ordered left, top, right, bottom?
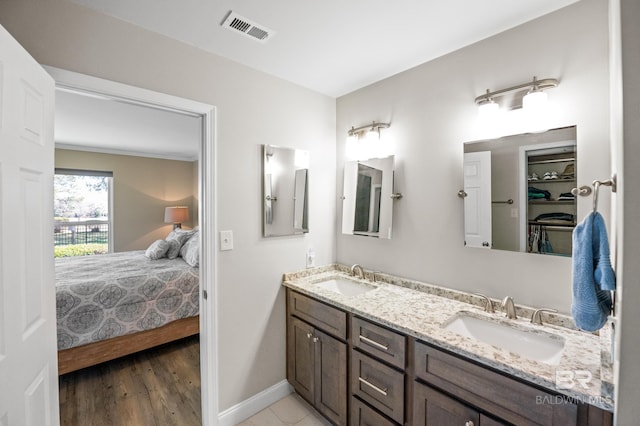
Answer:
180, 232, 199, 267
165, 229, 195, 259
144, 239, 169, 260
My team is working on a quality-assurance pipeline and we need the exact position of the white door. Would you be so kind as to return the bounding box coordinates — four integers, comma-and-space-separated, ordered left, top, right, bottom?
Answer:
463, 151, 492, 248
0, 25, 59, 425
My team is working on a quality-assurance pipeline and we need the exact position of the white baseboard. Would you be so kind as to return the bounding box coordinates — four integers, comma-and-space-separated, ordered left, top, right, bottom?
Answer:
217, 380, 293, 426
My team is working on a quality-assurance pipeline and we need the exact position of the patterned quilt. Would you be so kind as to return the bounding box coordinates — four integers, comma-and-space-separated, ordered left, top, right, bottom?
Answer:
55, 250, 199, 350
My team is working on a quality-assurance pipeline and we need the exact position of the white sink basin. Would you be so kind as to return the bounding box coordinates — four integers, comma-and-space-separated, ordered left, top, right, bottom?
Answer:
314, 278, 375, 297
443, 313, 565, 365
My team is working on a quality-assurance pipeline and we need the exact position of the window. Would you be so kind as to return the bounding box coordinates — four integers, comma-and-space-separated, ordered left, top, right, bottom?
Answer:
53, 168, 113, 257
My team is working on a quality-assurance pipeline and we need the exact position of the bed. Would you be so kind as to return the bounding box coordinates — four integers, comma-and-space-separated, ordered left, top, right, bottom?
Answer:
55, 250, 200, 374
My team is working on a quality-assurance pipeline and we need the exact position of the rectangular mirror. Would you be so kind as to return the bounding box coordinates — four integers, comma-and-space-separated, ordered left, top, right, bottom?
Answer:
263, 144, 309, 237
463, 126, 577, 256
342, 156, 394, 239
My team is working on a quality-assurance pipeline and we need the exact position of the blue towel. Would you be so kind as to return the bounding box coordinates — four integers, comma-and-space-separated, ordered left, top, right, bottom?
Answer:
571, 212, 616, 331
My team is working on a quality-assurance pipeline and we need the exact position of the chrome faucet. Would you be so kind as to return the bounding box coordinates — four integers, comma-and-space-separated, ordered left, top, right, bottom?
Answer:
502, 296, 517, 319
350, 264, 365, 279
531, 308, 558, 325
473, 293, 494, 313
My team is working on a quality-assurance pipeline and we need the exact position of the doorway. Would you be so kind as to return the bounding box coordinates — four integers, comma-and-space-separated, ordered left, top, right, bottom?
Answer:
46, 66, 218, 424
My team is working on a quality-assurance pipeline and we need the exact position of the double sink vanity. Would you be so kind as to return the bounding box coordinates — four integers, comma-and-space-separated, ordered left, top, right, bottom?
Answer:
283, 265, 613, 425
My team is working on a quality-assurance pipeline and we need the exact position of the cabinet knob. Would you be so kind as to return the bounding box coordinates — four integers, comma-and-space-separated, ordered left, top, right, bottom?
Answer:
306, 332, 312, 339
312, 337, 319, 343
465, 421, 474, 426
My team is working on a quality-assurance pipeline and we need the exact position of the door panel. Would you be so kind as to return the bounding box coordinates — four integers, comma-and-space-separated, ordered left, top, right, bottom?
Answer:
287, 317, 315, 403
0, 24, 58, 425
464, 151, 492, 248
315, 329, 347, 425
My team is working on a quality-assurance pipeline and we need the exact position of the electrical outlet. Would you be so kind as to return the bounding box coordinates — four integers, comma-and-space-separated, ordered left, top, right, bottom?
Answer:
220, 230, 234, 251
306, 247, 316, 268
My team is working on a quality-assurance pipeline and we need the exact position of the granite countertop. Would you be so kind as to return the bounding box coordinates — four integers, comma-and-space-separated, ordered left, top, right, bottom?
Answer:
283, 264, 614, 412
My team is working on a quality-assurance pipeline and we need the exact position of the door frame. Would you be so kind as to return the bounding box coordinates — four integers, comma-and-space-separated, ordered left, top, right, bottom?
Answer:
518, 140, 576, 252
44, 66, 219, 425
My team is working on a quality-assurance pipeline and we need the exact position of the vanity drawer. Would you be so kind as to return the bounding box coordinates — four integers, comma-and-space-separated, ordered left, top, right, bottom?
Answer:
414, 341, 578, 426
350, 396, 396, 426
352, 350, 404, 424
351, 316, 406, 369
287, 290, 346, 340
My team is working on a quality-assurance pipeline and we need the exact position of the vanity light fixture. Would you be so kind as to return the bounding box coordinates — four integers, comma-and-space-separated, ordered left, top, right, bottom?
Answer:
346, 121, 392, 160
475, 76, 558, 111
347, 121, 390, 140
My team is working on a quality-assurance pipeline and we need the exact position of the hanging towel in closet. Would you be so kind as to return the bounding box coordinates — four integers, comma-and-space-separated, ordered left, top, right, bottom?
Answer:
570, 212, 616, 332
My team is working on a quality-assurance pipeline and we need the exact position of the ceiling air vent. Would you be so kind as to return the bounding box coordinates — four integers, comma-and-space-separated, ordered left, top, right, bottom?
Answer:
221, 11, 275, 43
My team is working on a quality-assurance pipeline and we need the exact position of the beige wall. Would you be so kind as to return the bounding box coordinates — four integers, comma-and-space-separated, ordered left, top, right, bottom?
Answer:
55, 149, 197, 251
0, 0, 337, 412
337, 0, 610, 314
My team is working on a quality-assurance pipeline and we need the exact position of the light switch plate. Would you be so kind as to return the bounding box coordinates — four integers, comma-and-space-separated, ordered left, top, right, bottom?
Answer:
220, 230, 234, 251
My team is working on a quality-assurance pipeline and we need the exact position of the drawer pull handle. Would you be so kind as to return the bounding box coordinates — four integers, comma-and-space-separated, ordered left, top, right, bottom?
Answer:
358, 377, 388, 396
359, 335, 389, 351
465, 422, 475, 426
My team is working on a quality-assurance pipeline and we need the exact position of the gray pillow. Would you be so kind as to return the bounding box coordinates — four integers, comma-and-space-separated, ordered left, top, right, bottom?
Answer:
180, 232, 199, 267
165, 229, 195, 259
144, 239, 169, 260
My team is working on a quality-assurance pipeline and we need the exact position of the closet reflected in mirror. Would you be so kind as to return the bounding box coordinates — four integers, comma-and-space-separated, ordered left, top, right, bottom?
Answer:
462, 126, 577, 256
342, 156, 395, 239
262, 144, 309, 237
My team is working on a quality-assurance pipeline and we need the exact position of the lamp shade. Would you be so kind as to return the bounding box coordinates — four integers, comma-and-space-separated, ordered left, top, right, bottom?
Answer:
164, 206, 189, 224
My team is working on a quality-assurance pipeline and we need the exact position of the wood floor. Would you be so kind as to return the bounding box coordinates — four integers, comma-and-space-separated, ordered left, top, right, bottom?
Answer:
59, 335, 201, 426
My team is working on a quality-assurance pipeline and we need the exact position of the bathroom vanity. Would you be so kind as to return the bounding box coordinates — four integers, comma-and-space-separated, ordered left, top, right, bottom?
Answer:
284, 266, 613, 425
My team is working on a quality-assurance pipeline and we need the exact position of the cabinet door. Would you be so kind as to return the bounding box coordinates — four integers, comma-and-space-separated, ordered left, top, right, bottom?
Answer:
413, 383, 480, 426
315, 328, 348, 425
351, 396, 396, 426
287, 317, 315, 403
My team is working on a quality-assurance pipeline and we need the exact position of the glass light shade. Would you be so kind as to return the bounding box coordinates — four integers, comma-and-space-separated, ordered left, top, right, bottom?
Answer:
478, 101, 499, 120
523, 90, 548, 111
294, 149, 310, 169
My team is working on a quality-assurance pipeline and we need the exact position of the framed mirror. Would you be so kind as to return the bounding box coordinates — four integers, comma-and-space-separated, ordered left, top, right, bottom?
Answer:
462, 126, 577, 256
263, 144, 309, 237
342, 155, 395, 239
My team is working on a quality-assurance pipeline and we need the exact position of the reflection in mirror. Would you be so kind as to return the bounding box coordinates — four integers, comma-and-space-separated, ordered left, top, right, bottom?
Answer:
342, 156, 394, 239
263, 145, 309, 237
463, 126, 577, 256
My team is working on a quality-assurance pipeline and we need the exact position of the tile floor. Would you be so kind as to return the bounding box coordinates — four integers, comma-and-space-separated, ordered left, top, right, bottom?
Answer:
236, 393, 332, 426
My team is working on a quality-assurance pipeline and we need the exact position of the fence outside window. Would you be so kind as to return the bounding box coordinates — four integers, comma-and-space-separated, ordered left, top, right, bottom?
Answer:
54, 220, 109, 246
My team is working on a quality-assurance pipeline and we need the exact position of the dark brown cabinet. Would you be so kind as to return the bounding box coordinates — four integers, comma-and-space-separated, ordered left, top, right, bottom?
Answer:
285, 289, 613, 426
287, 292, 348, 425
414, 340, 613, 426
413, 383, 481, 426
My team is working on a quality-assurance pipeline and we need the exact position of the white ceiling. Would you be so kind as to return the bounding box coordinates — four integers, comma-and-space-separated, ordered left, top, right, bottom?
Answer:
55, 89, 202, 160
70, 0, 579, 97
58, 0, 579, 157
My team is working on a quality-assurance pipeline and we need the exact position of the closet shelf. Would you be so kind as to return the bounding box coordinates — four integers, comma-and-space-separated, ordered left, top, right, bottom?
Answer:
528, 179, 575, 184
528, 200, 576, 205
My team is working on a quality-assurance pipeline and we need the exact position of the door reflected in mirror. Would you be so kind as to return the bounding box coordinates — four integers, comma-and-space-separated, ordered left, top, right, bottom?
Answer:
342, 156, 394, 239
263, 144, 309, 237
463, 126, 577, 256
